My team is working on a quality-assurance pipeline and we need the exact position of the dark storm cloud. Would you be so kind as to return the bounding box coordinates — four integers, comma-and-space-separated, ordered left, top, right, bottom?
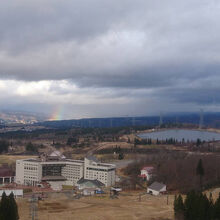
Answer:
0, 0, 136, 52
0, 0, 220, 117
170, 88, 220, 105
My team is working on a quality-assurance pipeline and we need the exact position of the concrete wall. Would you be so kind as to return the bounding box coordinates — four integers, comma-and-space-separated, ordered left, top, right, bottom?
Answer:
147, 188, 160, 196
15, 160, 24, 185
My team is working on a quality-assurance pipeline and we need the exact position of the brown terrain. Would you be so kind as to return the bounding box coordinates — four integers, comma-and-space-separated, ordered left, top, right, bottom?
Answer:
18, 191, 175, 220
16, 187, 220, 220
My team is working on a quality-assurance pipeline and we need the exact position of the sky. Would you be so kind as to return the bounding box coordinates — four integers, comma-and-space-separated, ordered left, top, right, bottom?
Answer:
0, 0, 220, 119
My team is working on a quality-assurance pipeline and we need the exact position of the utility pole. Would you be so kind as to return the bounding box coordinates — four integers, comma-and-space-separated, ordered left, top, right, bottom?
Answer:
132, 117, 135, 127
29, 194, 38, 220
199, 109, 204, 129
110, 118, 113, 128
159, 112, 163, 127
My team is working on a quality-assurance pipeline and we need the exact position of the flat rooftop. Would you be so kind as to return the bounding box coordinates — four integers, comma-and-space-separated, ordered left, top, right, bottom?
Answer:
20, 157, 114, 167
97, 163, 116, 168
21, 158, 84, 164
24, 158, 41, 162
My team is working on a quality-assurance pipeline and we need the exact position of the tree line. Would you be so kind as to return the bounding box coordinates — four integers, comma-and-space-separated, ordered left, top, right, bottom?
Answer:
0, 192, 19, 220
134, 137, 205, 146
123, 153, 220, 192
155, 156, 220, 192
0, 140, 9, 154
96, 146, 171, 155
174, 191, 220, 220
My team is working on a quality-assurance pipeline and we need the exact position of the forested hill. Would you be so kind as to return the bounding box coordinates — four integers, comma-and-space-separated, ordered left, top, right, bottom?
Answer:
37, 112, 220, 129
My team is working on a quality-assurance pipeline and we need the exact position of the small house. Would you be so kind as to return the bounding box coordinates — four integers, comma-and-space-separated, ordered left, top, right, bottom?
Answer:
77, 178, 105, 190
147, 181, 166, 196
82, 188, 95, 196
139, 166, 154, 181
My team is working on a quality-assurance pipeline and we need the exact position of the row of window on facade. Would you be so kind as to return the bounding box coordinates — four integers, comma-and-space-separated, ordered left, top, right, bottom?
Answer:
86, 167, 114, 172
24, 173, 38, 177
24, 166, 38, 170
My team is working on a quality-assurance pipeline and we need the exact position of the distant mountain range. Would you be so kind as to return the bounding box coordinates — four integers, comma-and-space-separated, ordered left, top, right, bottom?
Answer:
37, 112, 220, 129
1, 110, 220, 129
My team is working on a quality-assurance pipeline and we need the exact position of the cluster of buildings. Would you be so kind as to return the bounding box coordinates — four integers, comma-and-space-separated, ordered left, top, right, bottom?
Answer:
147, 181, 166, 196
0, 151, 166, 196
139, 166, 166, 196
15, 151, 116, 190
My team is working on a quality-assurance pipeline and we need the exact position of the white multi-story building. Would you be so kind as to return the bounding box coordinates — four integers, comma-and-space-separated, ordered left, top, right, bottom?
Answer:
15, 152, 116, 188
84, 156, 115, 187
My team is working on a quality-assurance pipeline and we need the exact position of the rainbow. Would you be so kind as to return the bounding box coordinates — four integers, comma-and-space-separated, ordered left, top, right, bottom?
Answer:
49, 106, 64, 121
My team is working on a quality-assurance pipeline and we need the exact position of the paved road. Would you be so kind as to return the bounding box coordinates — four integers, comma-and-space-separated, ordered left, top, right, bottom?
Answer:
112, 159, 134, 168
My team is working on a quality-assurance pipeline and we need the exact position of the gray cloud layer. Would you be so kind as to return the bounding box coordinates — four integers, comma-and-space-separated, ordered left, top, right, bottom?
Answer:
0, 0, 220, 118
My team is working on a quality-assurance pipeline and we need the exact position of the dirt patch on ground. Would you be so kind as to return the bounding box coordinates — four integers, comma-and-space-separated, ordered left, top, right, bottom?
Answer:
39, 201, 68, 212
